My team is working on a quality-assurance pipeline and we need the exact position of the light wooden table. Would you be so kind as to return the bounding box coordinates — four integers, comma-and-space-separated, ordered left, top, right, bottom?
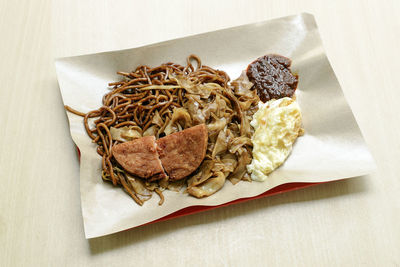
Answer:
1, 0, 399, 266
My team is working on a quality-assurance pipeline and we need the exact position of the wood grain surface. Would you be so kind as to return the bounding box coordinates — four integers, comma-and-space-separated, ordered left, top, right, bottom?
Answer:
1, 0, 399, 266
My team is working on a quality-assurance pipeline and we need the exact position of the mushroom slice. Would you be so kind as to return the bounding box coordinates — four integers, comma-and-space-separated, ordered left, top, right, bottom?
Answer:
187, 171, 226, 198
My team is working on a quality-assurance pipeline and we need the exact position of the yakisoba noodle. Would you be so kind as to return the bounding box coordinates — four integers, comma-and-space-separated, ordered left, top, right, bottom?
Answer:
65, 55, 260, 206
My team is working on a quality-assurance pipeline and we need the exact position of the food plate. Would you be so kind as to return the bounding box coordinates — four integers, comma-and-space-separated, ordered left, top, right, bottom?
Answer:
55, 13, 375, 238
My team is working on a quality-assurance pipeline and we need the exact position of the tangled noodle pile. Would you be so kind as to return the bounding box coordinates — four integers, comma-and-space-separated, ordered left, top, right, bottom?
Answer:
66, 55, 260, 205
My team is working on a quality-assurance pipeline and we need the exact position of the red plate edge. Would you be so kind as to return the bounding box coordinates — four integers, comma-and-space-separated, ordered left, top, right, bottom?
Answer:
141, 181, 323, 228
76, 147, 324, 230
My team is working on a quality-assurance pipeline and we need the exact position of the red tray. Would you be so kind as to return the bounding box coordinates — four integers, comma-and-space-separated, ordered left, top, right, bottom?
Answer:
142, 181, 322, 227
77, 147, 322, 229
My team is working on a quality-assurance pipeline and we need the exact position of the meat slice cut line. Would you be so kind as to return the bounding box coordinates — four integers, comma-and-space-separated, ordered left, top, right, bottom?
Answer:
112, 124, 208, 181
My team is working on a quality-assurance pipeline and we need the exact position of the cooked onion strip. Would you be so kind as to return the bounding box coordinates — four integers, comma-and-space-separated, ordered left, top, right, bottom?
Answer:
154, 188, 165, 206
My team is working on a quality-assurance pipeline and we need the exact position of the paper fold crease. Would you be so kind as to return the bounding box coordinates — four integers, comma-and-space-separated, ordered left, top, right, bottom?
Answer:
55, 13, 375, 238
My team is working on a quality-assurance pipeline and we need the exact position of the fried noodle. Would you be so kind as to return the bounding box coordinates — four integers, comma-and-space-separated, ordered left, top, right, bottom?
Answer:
65, 55, 260, 205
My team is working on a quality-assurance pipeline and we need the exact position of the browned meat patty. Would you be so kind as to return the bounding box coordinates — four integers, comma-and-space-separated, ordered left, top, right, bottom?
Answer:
156, 124, 208, 180
112, 136, 167, 180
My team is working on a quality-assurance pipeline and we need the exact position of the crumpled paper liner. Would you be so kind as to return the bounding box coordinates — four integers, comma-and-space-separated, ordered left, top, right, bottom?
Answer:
55, 13, 375, 238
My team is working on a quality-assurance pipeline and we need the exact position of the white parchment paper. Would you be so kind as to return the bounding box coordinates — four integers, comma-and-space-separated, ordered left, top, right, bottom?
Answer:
55, 13, 375, 238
